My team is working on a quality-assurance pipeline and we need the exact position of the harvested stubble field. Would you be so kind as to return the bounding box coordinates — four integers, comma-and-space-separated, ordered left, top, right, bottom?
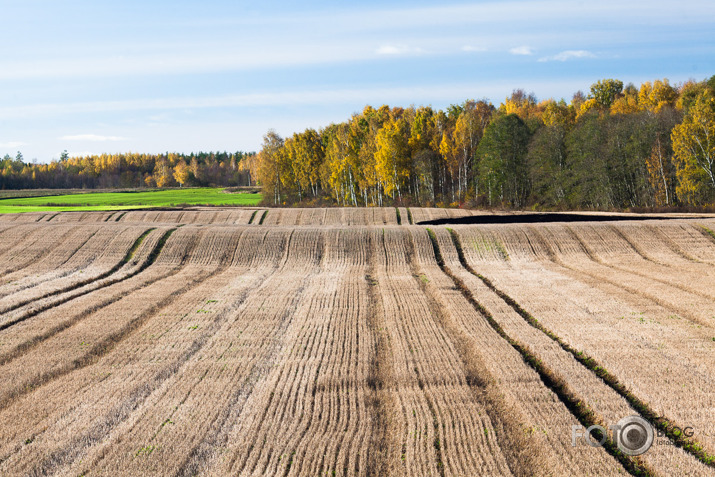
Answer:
0, 207, 713, 476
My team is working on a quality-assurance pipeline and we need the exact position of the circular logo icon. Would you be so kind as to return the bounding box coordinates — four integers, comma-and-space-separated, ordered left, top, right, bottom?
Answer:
616, 415, 654, 456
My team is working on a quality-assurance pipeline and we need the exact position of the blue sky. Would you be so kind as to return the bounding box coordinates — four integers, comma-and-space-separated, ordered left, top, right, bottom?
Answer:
1, 0, 713, 161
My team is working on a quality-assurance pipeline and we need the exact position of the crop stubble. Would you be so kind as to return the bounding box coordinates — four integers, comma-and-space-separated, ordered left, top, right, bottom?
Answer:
0, 208, 712, 476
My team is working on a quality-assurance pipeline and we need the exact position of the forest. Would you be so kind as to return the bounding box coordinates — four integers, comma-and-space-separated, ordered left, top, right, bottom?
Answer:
0, 151, 256, 190
2, 75, 714, 210
255, 76, 715, 209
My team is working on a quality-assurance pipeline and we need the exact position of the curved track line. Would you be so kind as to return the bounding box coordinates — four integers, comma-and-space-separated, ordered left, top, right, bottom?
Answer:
35, 262, 260, 473
0, 229, 100, 300
0, 230, 201, 368
426, 228, 652, 477
448, 228, 715, 470
0, 227, 71, 275
405, 232, 522, 476
0, 228, 172, 333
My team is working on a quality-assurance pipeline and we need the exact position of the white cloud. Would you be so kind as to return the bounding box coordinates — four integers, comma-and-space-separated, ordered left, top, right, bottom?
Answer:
59, 134, 127, 141
0, 141, 27, 148
376, 45, 402, 55
376, 45, 423, 56
509, 46, 534, 55
461, 45, 487, 52
64, 151, 96, 158
538, 50, 596, 62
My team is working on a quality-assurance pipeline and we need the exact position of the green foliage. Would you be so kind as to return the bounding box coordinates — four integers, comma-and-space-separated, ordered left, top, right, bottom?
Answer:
564, 113, 610, 207
475, 114, 531, 207
527, 124, 567, 206
562, 110, 676, 209
590, 79, 624, 108
0, 188, 262, 214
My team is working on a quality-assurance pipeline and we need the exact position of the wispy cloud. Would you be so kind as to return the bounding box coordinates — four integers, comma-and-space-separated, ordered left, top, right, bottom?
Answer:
1, 2, 713, 82
376, 45, 423, 56
461, 45, 487, 52
509, 46, 534, 56
538, 50, 596, 62
0, 141, 27, 148
64, 151, 96, 158
59, 134, 127, 141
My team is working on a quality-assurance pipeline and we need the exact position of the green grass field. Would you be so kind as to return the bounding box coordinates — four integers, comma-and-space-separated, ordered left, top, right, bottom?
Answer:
0, 188, 262, 213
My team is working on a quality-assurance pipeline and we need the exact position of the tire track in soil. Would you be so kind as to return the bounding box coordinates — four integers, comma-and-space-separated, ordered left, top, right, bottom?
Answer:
259, 210, 269, 225
24, 229, 257, 476
645, 224, 705, 263
426, 228, 652, 477
41, 228, 270, 474
0, 228, 201, 414
72, 246, 286, 475
546, 226, 714, 329
497, 227, 715, 469
600, 225, 715, 301
0, 227, 155, 317
0, 227, 168, 331
0, 229, 100, 300
0, 266, 214, 424
0, 229, 201, 368
0, 226, 75, 276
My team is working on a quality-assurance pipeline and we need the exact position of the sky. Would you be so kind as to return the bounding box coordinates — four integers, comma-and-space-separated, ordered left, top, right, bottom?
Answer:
1, 0, 714, 161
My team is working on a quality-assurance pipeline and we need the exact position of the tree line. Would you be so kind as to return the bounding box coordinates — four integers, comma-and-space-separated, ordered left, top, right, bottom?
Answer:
256, 76, 715, 209
0, 151, 256, 190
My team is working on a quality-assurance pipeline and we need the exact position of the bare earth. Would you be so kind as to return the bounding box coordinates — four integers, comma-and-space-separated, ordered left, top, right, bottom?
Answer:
0, 207, 713, 476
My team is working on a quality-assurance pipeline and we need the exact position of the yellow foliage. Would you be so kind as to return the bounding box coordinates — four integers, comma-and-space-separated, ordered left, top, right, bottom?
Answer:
173, 160, 189, 186
375, 118, 409, 199
639, 79, 678, 112
502, 90, 538, 120
672, 91, 715, 203
610, 95, 641, 115
576, 98, 599, 119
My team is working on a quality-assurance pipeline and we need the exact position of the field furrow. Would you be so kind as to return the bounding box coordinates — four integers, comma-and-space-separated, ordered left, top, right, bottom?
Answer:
0, 227, 172, 331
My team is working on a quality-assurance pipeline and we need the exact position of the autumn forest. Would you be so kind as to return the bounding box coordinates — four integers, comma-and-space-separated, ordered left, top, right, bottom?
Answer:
2, 76, 714, 210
